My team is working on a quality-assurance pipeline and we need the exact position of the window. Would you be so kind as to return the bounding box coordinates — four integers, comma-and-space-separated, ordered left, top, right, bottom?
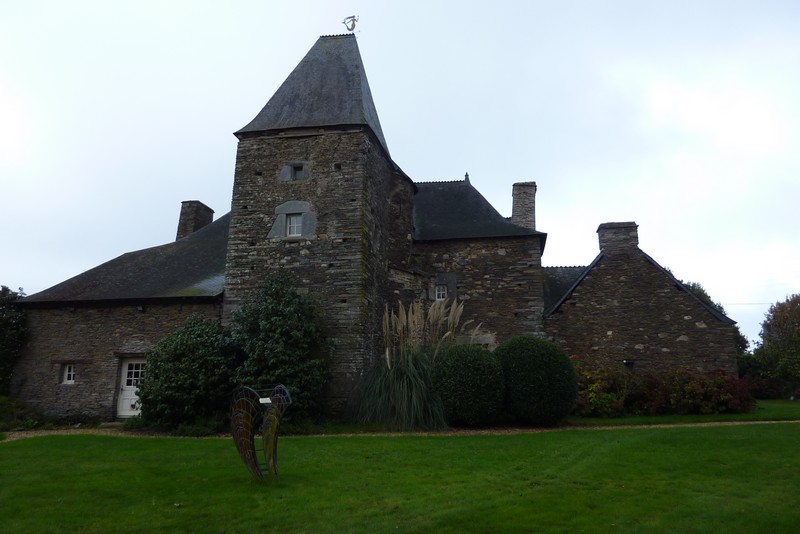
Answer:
435, 284, 448, 301
433, 273, 457, 301
267, 201, 316, 239
279, 161, 310, 182
62, 364, 75, 384
125, 362, 146, 387
286, 213, 303, 236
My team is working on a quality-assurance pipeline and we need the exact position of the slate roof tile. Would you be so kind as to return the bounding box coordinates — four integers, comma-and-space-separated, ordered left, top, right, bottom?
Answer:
413, 179, 546, 244
236, 34, 390, 155
23, 213, 230, 304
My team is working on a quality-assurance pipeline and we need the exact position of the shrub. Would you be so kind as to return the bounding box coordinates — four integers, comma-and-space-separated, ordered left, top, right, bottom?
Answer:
350, 349, 446, 431
574, 368, 626, 418
0, 286, 26, 396
230, 271, 327, 423
432, 344, 504, 427
495, 336, 577, 426
0, 395, 52, 431
137, 315, 242, 431
655, 369, 754, 415
574, 366, 755, 417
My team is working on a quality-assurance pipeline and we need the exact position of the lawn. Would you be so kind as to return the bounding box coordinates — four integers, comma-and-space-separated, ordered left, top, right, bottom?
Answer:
2, 420, 799, 532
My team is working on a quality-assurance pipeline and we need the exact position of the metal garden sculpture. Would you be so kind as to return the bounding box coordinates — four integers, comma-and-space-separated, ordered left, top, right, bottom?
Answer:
230, 385, 292, 480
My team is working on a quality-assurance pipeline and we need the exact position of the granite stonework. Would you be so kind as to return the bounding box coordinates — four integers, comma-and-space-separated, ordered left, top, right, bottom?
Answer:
411, 236, 545, 344
545, 224, 737, 374
12, 301, 220, 419
12, 36, 741, 422
223, 127, 415, 414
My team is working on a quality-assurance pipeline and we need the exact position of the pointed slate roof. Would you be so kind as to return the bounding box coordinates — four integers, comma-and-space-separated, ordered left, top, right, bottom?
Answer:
236, 34, 390, 155
413, 179, 547, 246
22, 214, 230, 305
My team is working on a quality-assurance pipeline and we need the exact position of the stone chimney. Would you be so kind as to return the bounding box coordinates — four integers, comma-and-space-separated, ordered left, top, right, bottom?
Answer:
511, 181, 537, 231
597, 222, 639, 252
176, 200, 214, 240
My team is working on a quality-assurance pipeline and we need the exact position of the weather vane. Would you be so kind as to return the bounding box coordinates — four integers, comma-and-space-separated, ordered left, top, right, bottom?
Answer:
343, 15, 358, 32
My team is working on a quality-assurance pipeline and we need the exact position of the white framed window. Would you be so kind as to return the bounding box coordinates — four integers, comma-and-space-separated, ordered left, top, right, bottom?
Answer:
125, 361, 146, 387
62, 364, 75, 384
435, 284, 448, 301
286, 213, 303, 237
268, 200, 316, 239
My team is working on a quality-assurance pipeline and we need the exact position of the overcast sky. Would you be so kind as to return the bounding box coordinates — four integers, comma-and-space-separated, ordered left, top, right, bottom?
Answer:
2, 1, 798, 345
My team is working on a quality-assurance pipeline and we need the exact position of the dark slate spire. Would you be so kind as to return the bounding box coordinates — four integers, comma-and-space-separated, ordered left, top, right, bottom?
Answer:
236, 34, 390, 155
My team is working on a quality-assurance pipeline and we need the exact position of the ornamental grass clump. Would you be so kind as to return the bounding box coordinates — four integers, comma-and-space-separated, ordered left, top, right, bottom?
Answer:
495, 335, 578, 426
351, 300, 478, 431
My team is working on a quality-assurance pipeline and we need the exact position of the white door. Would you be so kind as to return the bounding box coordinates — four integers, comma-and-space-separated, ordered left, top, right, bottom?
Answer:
117, 358, 146, 418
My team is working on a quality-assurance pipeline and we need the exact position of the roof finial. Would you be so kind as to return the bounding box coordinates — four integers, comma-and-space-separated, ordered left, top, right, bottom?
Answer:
343, 16, 358, 31
464, 172, 470, 184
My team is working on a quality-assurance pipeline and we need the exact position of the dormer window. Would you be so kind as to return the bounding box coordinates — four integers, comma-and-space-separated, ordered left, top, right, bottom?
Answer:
286, 214, 303, 237
267, 200, 317, 239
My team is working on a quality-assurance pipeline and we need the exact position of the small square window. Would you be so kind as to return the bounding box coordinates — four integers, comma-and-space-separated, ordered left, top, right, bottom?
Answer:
62, 364, 75, 384
435, 284, 448, 301
286, 213, 303, 237
291, 164, 305, 180
279, 162, 310, 182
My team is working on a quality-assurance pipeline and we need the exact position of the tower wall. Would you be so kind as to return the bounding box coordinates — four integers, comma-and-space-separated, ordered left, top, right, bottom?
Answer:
223, 128, 411, 414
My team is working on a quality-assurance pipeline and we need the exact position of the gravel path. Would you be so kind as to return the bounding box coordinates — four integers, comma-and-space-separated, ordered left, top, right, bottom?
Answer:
3, 419, 799, 443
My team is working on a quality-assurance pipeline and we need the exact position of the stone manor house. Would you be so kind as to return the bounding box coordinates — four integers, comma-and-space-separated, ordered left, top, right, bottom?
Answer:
12, 35, 739, 420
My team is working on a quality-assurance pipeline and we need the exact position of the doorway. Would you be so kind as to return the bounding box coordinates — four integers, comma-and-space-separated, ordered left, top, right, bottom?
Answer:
117, 358, 146, 418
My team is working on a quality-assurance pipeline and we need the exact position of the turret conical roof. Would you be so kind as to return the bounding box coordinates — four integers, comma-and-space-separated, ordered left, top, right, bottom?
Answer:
236, 34, 389, 155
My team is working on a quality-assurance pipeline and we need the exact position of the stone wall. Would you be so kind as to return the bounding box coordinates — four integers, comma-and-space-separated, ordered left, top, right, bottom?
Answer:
12, 301, 221, 420
223, 127, 412, 415
411, 236, 545, 344
511, 182, 537, 231
176, 200, 214, 240
545, 250, 738, 374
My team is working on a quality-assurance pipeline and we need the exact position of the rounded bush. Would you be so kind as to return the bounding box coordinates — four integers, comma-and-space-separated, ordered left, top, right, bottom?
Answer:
138, 315, 243, 431
432, 344, 504, 427
494, 336, 577, 426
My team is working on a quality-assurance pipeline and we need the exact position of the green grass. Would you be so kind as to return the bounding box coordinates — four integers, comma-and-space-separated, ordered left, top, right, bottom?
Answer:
2, 422, 800, 532
566, 399, 800, 427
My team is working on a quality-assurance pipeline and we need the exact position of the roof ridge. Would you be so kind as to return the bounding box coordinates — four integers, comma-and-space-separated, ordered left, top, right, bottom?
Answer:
415, 179, 469, 185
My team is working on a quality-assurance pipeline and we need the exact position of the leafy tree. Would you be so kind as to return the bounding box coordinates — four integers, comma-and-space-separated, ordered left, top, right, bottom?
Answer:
230, 271, 327, 423
684, 281, 749, 354
0, 286, 26, 396
758, 294, 800, 394
137, 315, 243, 431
